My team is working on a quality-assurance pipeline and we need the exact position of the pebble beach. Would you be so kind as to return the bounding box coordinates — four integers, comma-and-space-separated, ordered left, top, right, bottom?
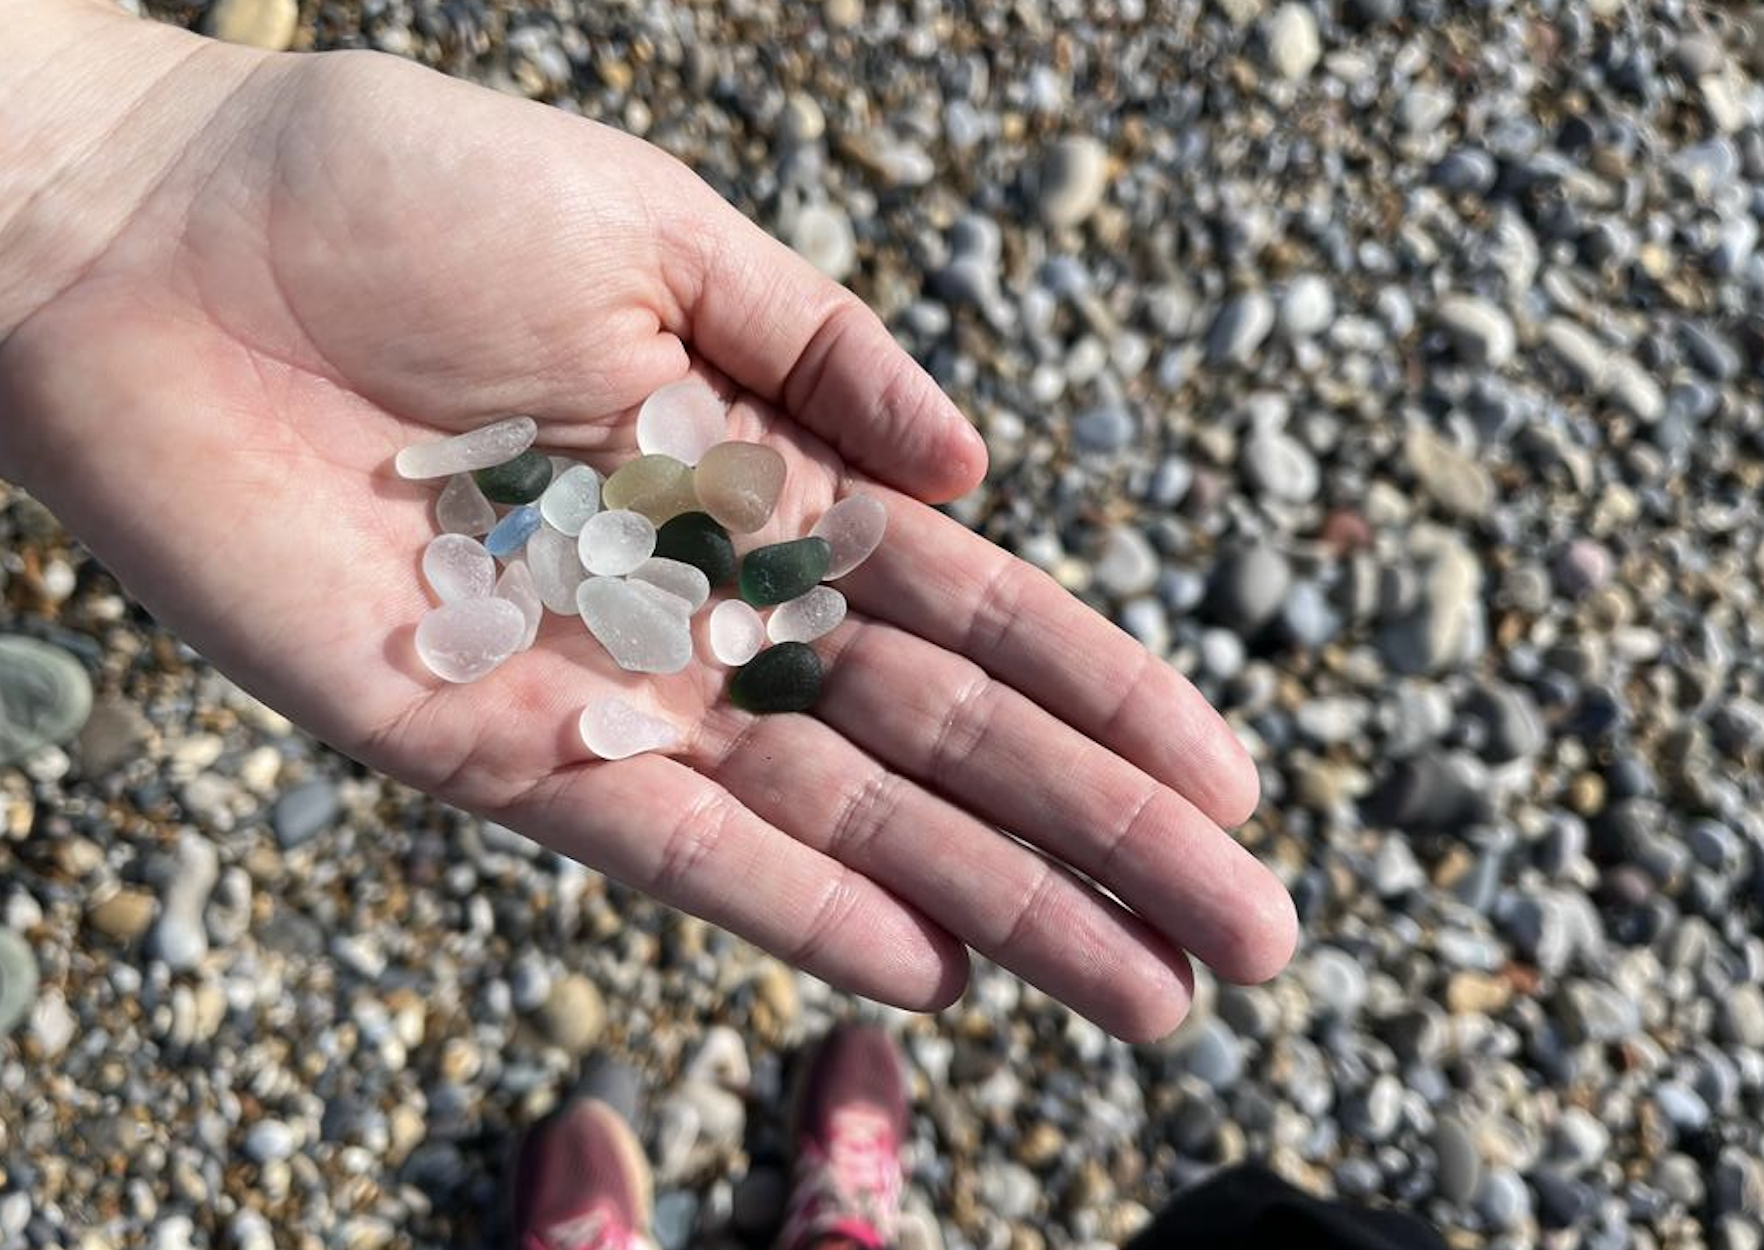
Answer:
6, 0, 1764, 1248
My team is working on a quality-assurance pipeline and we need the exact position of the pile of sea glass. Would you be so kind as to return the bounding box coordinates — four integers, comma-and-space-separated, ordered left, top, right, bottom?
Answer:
394, 379, 884, 760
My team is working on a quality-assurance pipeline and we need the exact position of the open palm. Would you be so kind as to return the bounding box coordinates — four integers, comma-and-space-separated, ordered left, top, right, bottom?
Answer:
0, 34, 1293, 1040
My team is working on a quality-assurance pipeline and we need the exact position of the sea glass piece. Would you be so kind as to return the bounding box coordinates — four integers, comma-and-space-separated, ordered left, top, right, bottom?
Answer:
811, 494, 887, 578
729, 641, 823, 713
653, 512, 738, 586
579, 696, 680, 760
423, 534, 495, 603
740, 537, 832, 606
768, 586, 847, 644
415, 598, 526, 682
396, 416, 537, 479
628, 578, 694, 619
527, 526, 586, 614
577, 577, 694, 673
694, 441, 787, 533
485, 504, 543, 558
436, 474, 496, 537
636, 378, 727, 465
709, 600, 766, 666
474, 449, 553, 504
539, 464, 602, 536
495, 559, 543, 650
602, 454, 700, 525
630, 558, 711, 613
578, 509, 657, 576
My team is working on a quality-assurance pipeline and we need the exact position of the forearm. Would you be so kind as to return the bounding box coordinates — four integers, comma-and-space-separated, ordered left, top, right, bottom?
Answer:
0, 0, 260, 344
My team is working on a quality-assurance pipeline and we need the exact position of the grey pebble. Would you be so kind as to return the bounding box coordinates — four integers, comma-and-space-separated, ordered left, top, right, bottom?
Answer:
1208, 290, 1276, 365
272, 779, 340, 849
1037, 136, 1109, 227
0, 637, 92, 766
1206, 543, 1291, 634
0, 929, 38, 1037
145, 832, 220, 973
1093, 527, 1160, 599
1177, 1018, 1244, 1091
1072, 405, 1136, 453
1435, 1117, 1483, 1205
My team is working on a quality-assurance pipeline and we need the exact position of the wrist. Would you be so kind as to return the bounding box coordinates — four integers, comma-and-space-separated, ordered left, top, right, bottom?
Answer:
0, 2, 279, 481
0, 3, 274, 342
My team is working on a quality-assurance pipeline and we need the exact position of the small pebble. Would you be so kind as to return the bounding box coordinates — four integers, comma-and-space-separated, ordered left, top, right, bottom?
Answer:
272, 779, 339, 849
1038, 135, 1110, 227
204, 0, 295, 47
0, 637, 93, 766
0, 929, 38, 1036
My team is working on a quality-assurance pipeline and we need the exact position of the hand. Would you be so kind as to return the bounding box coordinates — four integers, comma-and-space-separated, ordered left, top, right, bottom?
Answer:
0, 11, 1294, 1040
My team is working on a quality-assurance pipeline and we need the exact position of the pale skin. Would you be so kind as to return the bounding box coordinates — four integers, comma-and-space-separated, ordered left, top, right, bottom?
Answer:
0, 0, 1296, 1041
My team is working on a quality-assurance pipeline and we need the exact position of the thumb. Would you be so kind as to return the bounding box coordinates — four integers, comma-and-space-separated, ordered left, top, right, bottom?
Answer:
662, 187, 987, 503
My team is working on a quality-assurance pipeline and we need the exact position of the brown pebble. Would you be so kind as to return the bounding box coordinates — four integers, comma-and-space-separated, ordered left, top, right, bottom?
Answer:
87, 889, 156, 943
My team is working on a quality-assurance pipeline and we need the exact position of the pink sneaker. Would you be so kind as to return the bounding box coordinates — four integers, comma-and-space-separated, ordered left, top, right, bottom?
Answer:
776, 1024, 909, 1250
513, 1098, 652, 1250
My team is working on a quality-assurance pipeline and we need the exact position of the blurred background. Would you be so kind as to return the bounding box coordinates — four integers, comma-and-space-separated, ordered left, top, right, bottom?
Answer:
6, 0, 1764, 1247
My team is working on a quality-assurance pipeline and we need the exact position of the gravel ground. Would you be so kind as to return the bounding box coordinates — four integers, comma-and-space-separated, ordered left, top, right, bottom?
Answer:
7, 1, 1764, 1248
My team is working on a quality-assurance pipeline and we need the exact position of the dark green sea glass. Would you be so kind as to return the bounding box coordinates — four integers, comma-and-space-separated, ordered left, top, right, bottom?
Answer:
739, 537, 832, 607
474, 450, 553, 504
653, 512, 738, 586
729, 642, 824, 713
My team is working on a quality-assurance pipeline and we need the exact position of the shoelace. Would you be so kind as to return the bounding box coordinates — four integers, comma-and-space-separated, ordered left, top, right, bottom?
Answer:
536, 1204, 633, 1250
778, 1106, 902, 1250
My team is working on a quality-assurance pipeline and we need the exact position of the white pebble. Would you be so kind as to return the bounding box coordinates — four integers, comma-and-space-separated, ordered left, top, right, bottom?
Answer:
768, 586, 847, 643
636, 379, 727, 466
539, 464, 602, 536
395, 416, 537, 479
495, 559, 543, 650
630, 558, 711, 612
579, 509, 657, 575
577, 577, 693, 673
422, 534, 494, 603
811, 494, 888, 578
579, 697, 680, 760
709, 600, 766, 666
526, 526, 586, 614
435, 474, 496, 536
415, 598, 526, 682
